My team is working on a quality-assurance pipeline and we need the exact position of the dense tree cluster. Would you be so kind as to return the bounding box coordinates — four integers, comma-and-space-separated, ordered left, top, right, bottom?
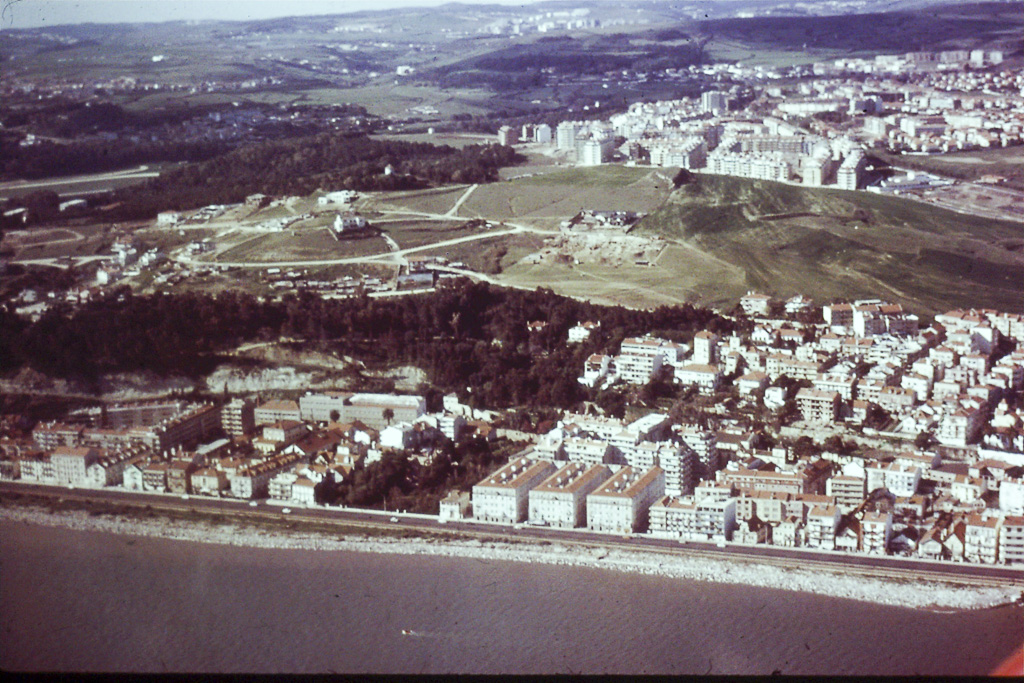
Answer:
0, 136, 232, 181
322, 436, 506, 514
94, 134, 522, 222
2, 280, 731, 409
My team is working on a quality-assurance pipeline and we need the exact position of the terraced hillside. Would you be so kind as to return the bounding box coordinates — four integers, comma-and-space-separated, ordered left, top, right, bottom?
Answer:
636, 174, 1024, 316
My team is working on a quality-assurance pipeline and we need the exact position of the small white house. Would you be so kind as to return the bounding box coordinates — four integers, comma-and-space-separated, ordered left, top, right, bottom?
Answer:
333, 214, 367, 234
380, 423, 417, 450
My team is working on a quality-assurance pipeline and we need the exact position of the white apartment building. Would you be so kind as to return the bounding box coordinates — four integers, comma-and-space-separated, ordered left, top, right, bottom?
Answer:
528, 462, 613, 528
814, 373, 858, 401
653, 443, 695, 498
692, 331, 720, 365
649, 495, 737, 542
534, 123, 552, 145
291, 477, 317, 507
254, 400, 301, 426
577, 137, 615, 166
707, 153, 791, 182
343, 393, 426, 430
866, 462, 921, 498
190, 467, 228, 496
739, 292, 772, 317
299, 392, 351, 422
472, 457, 557, 524
586, 466, 666, 534
560, 413, 626, 441
796, 388, 840, 425
563, 437, 612, 466
625, 413, 671, 442
1000, 479, 1024, 515
675, 364, 723, 394
901, 373, 932, 402
826, 475, 866, 511
861, 511, 892, 554
804, 505, 841, 549
824, 303, 855, 329
380, 423, 416, 450
964, 514, 1000, 564
556, 121, 582, 150
937, 408, 985, 446
222, 398, 255, 436
51, 446, 101, 486
616, 337, 682, 384
736, 371, 770, 397
701, 90, 729, 113
269, 471, 298, 501
998, 516, 1024, 565
836, 150, 865, 190
876, 386, 917, 414
677, 425, 718, 475
262, 420, 307, 446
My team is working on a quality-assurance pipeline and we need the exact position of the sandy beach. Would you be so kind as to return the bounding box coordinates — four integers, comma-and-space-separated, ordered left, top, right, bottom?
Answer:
3, 504, 1021, 611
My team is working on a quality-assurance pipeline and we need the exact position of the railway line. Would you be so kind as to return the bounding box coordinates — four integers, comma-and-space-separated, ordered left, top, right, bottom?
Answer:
3, 481, 1023, 592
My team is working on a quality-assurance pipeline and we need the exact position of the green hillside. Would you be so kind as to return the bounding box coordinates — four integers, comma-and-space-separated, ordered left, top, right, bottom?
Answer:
637, 174, 1024, 316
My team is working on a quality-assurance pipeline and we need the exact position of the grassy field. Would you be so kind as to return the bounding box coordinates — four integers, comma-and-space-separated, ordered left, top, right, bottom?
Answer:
8, 232, 109, 260
460, 166, 676, 222
371, 133, 495, 149
416, 233, 547, 275
634, 174, 1024, 314
134, 227, 219, 253
381, 219, 495, 250
500, 250, 726, 311
213, 229, 388, 263
297, 84, 493, 118
370, 186, 471, 216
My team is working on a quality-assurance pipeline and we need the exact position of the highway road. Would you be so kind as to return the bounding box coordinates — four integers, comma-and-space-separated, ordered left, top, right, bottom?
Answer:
4, 481, 1023, 588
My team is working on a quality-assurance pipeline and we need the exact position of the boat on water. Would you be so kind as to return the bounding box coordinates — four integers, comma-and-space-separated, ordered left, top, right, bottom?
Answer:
401, 629, 413, 636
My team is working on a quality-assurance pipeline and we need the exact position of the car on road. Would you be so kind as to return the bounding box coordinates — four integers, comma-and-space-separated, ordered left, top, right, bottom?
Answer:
249, 501, 258, 507
281, 508, 292, 514
390, 516, 399, 523
181, 495, 190, 500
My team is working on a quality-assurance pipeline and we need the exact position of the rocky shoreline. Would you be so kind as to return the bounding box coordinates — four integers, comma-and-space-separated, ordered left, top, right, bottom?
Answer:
2, 505, 1021, 612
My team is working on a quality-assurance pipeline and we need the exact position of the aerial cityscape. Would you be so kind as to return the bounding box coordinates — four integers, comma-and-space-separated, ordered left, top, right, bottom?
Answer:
1, 0, 1022, 676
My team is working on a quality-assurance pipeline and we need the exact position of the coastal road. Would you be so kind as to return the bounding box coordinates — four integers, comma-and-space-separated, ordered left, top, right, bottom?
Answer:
5, 481, 1024, 588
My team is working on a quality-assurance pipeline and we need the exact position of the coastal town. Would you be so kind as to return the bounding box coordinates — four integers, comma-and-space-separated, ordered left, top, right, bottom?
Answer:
1, 5, 1022, 577
4, 294, 1024, 569
2, 0, 1024, 676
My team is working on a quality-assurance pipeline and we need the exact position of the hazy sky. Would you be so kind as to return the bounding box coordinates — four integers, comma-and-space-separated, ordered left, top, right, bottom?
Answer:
0, 0, 549, 29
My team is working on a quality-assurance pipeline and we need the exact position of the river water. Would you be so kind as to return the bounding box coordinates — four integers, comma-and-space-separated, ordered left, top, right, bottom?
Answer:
1, 520, 1020, 674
